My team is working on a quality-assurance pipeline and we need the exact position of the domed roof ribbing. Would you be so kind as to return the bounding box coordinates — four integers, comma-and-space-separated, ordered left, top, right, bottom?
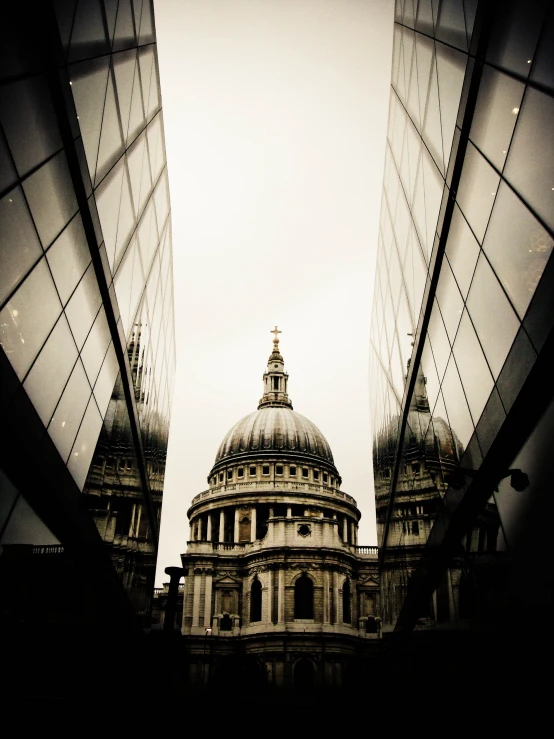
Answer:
215, 407, 335, 465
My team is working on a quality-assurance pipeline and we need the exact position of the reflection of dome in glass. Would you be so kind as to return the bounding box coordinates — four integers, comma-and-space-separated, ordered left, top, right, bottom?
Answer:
374, 366, 463, 467
215, 407, 335, 465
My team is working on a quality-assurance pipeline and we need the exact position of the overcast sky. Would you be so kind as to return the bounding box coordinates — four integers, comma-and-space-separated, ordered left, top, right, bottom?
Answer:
153, 0, 394, 585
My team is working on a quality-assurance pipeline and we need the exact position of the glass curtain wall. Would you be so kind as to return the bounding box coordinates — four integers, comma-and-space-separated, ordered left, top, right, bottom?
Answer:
370, 0, 554, 634
0, 0, 175, 627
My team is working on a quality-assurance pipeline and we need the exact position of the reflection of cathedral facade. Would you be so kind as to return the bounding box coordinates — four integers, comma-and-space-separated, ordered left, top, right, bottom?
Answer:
0, 0, 175, 633
371, 0, 554, 655
179, 331, 379, 691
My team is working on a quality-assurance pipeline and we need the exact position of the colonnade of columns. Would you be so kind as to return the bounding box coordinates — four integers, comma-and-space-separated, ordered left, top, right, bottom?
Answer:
189, 505, 359, 545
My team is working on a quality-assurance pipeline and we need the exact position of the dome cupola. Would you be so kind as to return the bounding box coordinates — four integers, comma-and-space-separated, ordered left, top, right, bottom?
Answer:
208, 328, 340, 480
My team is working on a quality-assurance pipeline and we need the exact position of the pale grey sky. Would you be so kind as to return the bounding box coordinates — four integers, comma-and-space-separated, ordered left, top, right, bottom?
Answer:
154, 0, 394, 585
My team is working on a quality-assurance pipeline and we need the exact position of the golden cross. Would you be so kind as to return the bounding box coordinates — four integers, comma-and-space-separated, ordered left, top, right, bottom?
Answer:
271, 325, 282, 342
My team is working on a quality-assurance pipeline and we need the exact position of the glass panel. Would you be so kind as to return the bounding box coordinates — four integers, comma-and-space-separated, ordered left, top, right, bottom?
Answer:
420, 338, 441, 415
530, 9, 554, 94
114, 166, 135, 268
138, 46, 155, 119
422, 51, 444, 174
147, 56, 160, 119
416, 0, 435, 35
435, 259, 463, 342
435, 0, 468, 51
393, 188, 411, 266
137, 199, 158, 278
23, 314, 78, 426
441, 354, 474, 450
153, 170, 169, 230
127, 57, 145, 144
0, 258, 62, 380
452, 310, 494, 424
415, 33, 433, 135
470, 66, 524, 172
104, 0, 119, 44
401, 28, 415, 108
444, 205, 479, 299
67, 396, 103, 490
1, 494, 60, 546
456, 142, 500, 243
94, 343, 119, 418
81, 306, 111, 387
113, 234, 140, 336
484, 183, 554, 319
486, 0, 546, 79
435, 42, 467, 171
127, 131, 148, 216
0, 186, 43, 307
466, 254, 520, 378
69, 0, 109, 62
405, 40, 419, 123
0, 75, 62, 178
404, 226, 427, 326
0, 127, 17, 195
113, 0, 137, 52
147, 113, 165, 183
22, 150, 79, 249
139, 0, 155, 45
427, 299, 451, 382
95, 70, 125, 185
113, 49, 138, 144
45, 213, 91, 306
65, 263, 103, 351
503, 87, 554, 232
421, 147, 444, 259
95, 157, 125, 266
69, 56, 110, 180
48, 359, 91, 462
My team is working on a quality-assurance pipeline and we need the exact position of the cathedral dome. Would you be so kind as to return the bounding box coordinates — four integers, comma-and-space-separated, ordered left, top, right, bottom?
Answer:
214, 407, 335, 465
209, 328, 340, 478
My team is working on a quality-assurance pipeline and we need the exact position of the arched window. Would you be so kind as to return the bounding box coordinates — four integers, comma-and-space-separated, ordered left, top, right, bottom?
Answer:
342, 578, 351, 623
250, 577, 262, 622
294, 573, 314, 619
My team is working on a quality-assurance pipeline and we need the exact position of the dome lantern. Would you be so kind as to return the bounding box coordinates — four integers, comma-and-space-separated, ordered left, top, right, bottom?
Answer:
258, 326, 293, 410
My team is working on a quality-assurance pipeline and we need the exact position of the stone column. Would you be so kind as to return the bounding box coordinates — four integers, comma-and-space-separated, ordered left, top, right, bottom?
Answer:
268, 508, 274, 541
219, 509, 225, 542
203, 570, 213, 627
286, 506, 292, 518
234, 508, 239, 542
189, 520, 194, 541
332, 570, 339, 624
323, 569, 330, 623
192, 569, 202, 627
206, 514, 212, 542
251, 507, 257, 542
278, 568, 285, 623
343, 517, 348, 542
267, 567, 273, 624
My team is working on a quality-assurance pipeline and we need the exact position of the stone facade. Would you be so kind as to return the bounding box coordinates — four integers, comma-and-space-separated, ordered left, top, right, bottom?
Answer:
178, 331, 380, 691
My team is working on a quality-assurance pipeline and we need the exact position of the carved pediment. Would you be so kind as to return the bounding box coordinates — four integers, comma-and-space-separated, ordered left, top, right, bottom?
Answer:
215, 574, 241, 586
359, 576, 380, 589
